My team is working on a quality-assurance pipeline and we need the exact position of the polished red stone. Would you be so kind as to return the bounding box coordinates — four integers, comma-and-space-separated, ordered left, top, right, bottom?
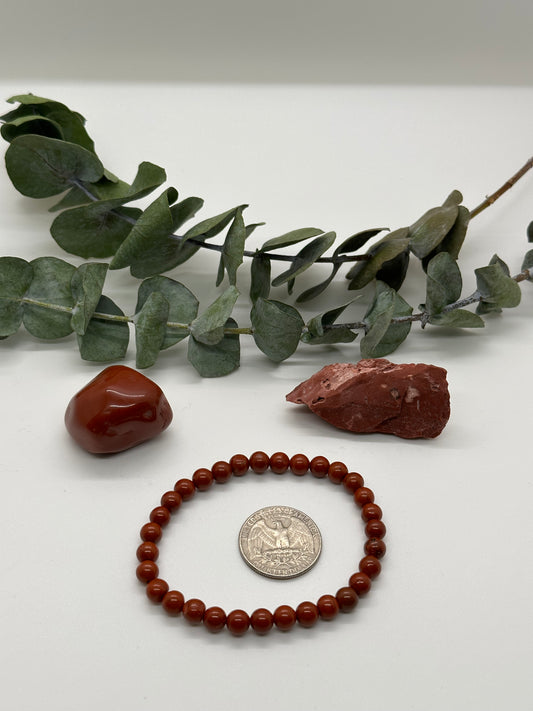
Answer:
309, 455, 330, 478
140, 522, 162, 543
348, 572, 372, 596
270, 452, 290, 474
174, 479, 195, 501
230, 454, 249, 476
136, 541, 159, 562
365, 519, 387, 539
160, 491, 182, 511
343, 472, 364, 493
317, 594, 339, 620
286, 359, 450, 439
226, 609, 250, 636
273, 605, 296, 631
212, 461, 232, 483
296, 601, 319, 628
327, 461, 348, 484
150, 506, 171, 527
182, 598, 206, 625
146, 578, 169, 603
359, 555, 382, 579
136, 560, 158, 583
364, 538, 387, 559
336, 587, 358, 613
289, 453, 309, 476
65, 365, 173, 454
249, 451, 270, 473
250, 608, 274, 635
162, 590, 184, 615
192, 468, 214, 491
204, 606, 227, 633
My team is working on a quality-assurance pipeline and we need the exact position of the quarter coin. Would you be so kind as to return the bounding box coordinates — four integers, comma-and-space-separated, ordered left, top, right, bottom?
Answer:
238, 505, 322, 579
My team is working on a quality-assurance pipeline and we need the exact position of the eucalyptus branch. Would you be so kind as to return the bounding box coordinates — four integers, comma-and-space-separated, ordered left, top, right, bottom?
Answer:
469, 156, 533, 219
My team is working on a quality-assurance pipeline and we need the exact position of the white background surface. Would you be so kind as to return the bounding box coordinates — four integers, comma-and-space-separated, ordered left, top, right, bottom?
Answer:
1, 81, 532, 709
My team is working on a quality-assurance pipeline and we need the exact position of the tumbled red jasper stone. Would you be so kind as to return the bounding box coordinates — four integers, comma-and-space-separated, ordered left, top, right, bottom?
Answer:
65, 365, 173, 454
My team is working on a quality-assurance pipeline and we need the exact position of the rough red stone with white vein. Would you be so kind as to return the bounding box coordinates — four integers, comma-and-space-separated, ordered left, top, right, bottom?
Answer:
286, 359, 450, 439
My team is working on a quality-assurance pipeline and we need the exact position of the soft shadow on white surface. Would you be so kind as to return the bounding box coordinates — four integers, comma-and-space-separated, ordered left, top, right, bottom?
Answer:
1, 83, 532, 711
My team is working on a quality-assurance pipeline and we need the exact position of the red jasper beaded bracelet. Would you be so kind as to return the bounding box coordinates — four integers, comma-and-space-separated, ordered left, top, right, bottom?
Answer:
135, 452, 386, 636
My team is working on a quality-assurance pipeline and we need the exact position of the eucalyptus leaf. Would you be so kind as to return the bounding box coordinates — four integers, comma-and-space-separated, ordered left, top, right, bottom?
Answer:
521, 249, 533, 279
442, 189, 463, 207
429, 309, 485, 328
425, 252, 462, 315
375, 248, 410, 291
296, 264, 341, 303
1, 114, 63, 143
217, 206, 246, 286
360, 281, 412, 358
170, 196, 204, 231
251, 298, 304, 361
0, 257, 33, 336
110, 190, 179, 276
189, 286, 239, 345
135, 291, 170, 368
250, 253, 271, 302
346, 228, 410, 290
302, 301, 357, 345
22, 257, 76, 339
475, 258, 522, 309
5, 135, 104, 198
77, 295, 129, 361
271, 232, 336, 288
70, 262, 109, 335
183, 205, 247, 242
333, 228, 386, 256
187, 318, 240, 377
135, 276, 198, 349
409, 205, 459, 259
422, 205, 470, 270
259, 227, 324, 252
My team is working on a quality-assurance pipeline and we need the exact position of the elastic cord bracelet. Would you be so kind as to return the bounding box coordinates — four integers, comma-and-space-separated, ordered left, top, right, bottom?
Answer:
135, 451, 386, 636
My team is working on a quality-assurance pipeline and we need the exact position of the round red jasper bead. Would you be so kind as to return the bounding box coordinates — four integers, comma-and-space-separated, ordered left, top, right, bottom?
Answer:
161, 490, 182, 511
183, 599, 206, 625
250, 608, 274, 635
349, 572, 372, 596
136, 560, 159, 583
359, 555, 382, 579
296, 601, 319, 628
136, 541, 159, 562
317, 594, 339, 620
269, 452, 290, 474
361, 502, 383, 522
204, 606, 227, 633
249, 451, 270, 473
354, 487, 375, 507
226, 609, 250, 636
140, 522, 162, 543
365, 519, 387, 539
174, 478, 195, 501
289, 453, 309, 476
365, 538, 387, 559
310, 456, 330, 478
230, 454, 249, 476
150, 506, 171, 527
146, 578, 169, 603
343, 472, 364, 493
162, 590, 184, 615
336, 586, 358, 613
328, 461, 348, 484
273, 605, 297, 631
192, 468, 214, 491
212, 461, 232, 483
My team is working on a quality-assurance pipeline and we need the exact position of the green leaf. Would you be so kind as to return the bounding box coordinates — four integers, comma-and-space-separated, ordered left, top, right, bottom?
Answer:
521, 249, 533, 279
110, 189, 179, 276
250, 253, 271, 302
1, 114, 63, 143
271, 232, 336, 288
302, 301, 358, 345
77, 295, 129, 361
409, 205, 459, 259
360, 281, 412, 358
425, 252, 462, 315
5, 135, 104, 198
475, 257, 522, 309
296, 264, 341, 303
70, 262, 109, 335
442, 189, 463, 207
187, 318, 240, 377
259, 227, 324, 252
422, 206, 470, 270
346, 228, 410, 290
0, 257, 33, 336
189, 286, 239, 345
251, 298, 304, 362
217, 206, 246, 286
22, 257, 76, 339
183, 205, 247, 242
135, 291, 170, 368
333, 228, 386, 256
170, 197, 204, 231
429, 309, 485, 328
375, 248, 410, 291
135, 276, 198, 349
51, 203, 141, 259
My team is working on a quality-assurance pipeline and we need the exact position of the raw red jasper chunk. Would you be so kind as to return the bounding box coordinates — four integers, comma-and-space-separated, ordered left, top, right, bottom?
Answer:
65, 365, 173, 454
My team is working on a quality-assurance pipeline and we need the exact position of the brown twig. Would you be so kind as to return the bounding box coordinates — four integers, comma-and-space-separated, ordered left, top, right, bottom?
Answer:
469, 156, 533, 219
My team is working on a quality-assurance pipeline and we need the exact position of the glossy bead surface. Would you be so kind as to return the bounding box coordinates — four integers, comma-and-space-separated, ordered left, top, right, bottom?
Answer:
212, 460, 232, 483
365, 519, 387, 539
140, 522, 162, 543
328, 461, 348, 484
354, 486, 375, 507
64, 365, 173, 454
230, 454, 249, 476
150, 506, 171, 527
336, 586, 358, 612
250, 608, 274, 635
317, 594, 339, 620
289, 453, 309, 476
359, 555, 382, 579
226, 609, 250, 636
273, 605, 297, 631
136, 541, 159, 562
146, 578, 169, 603
182, 598, 206, 625
174, 478, 195, 501
348, 572, 372, 596
136, 560, 159, 583
160, 490, 182, 511
249, 451, 270, 473
310, 456, 330, 478
204, 606, 227, 633
296, 601, 319, 628
364, 538, 387, 559
269, 452, 290, 474
343, 472, 364, 493
162, 590, 184, 615
361, 502, 383, 522
192, 468, 213, 491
